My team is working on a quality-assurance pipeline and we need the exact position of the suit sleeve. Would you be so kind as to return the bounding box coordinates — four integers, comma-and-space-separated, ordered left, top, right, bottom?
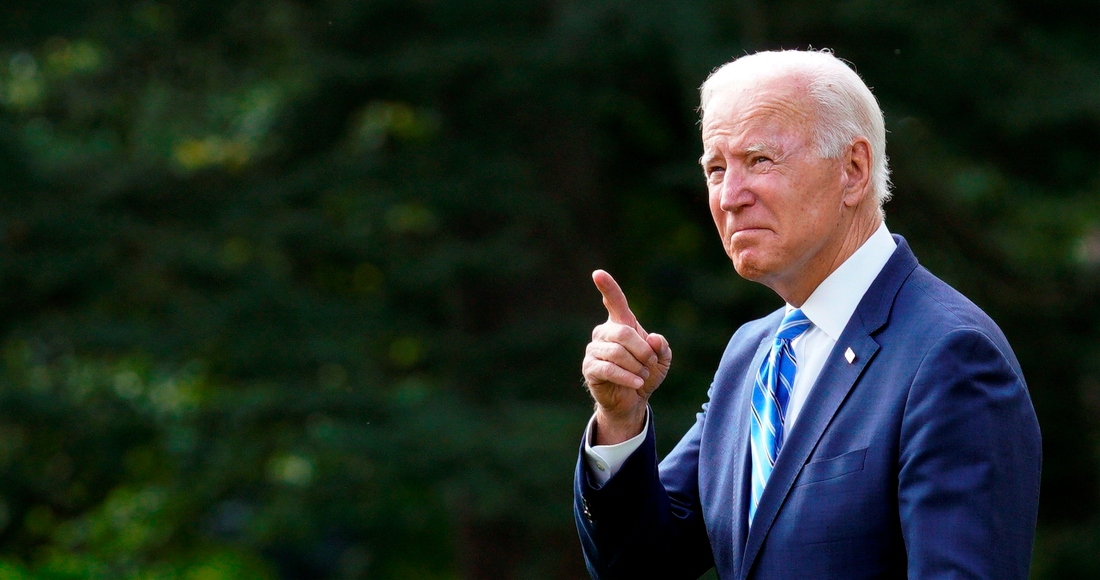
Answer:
574, 408, 714, 579
898, 328, 1042, 579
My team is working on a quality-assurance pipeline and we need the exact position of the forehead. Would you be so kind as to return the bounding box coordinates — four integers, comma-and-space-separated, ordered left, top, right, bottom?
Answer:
701, 79, 815, 151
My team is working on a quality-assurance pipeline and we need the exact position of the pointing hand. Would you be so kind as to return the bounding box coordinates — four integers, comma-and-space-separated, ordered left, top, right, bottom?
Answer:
582, 270, 672, 445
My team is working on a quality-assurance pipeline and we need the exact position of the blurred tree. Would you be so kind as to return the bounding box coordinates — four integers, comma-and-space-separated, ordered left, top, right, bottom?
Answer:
0, 0, 1096, 578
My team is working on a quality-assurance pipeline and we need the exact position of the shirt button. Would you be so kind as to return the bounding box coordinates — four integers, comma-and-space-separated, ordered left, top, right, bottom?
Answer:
596, 462, 607, 471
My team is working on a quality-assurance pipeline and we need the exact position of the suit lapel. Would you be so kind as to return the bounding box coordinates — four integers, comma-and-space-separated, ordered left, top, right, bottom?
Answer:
737, 236, 919, 578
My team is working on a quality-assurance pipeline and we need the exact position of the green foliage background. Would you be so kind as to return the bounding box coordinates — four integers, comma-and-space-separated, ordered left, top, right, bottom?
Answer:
0, 1, 1096, 578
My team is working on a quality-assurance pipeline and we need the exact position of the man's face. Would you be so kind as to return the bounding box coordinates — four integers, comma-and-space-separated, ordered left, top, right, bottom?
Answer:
700, 79, 849, 295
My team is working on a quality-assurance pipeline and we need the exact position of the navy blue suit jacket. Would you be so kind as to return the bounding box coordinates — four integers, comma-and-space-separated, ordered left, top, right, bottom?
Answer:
575, 237, 1042, 579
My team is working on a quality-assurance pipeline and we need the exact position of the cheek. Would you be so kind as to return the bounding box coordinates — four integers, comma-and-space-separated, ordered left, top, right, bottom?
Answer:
798, 192, 843, 235
707, 191, 725, 227
784, 176, 835, 228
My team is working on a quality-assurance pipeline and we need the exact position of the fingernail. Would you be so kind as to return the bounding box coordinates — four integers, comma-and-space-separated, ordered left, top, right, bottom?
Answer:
633, 377, 644, 388
640, 368, 650, 379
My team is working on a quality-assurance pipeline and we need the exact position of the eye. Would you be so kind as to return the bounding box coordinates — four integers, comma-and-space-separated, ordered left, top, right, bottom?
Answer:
705, 165, 725, 182
750, 154, 772, 166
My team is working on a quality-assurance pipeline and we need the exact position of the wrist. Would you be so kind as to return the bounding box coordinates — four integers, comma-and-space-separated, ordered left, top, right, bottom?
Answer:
593, 405, 647, 446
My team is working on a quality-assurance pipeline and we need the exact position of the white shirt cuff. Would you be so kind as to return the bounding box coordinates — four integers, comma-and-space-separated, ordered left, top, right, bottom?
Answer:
583, 409, 649, 487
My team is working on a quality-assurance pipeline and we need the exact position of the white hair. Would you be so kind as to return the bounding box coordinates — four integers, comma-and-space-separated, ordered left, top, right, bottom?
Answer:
700, 49, 892, 210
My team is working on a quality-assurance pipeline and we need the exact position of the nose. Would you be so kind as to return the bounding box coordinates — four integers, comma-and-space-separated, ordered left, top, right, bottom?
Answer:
718, 169, 753, 212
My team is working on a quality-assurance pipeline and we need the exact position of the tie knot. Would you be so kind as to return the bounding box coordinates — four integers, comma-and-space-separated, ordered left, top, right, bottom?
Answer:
776, 309, 812, 342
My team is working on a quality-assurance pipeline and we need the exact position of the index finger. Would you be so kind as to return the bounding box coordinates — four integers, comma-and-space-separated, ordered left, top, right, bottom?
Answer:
592, 270, 641, 331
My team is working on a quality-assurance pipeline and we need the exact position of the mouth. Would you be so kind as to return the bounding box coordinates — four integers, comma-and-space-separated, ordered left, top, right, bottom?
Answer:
727, 227, 772, 252
731, 227, 769, 237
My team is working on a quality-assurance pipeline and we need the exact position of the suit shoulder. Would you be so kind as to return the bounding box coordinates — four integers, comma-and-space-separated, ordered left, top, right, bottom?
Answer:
891, 266, 1017, 362
900, 267, 993, 327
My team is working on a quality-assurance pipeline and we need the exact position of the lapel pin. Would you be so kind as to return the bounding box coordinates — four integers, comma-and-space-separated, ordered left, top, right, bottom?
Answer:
844, 347, 855, 364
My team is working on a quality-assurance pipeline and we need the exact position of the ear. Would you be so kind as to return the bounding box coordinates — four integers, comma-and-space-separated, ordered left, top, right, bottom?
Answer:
841, 138, 873, 208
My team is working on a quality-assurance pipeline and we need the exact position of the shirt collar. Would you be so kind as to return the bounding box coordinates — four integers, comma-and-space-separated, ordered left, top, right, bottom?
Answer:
794, 222, 897, 342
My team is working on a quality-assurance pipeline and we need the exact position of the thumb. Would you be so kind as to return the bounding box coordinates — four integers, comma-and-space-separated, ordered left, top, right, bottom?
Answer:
646, 333, 672, 366
592, 270, 644, 333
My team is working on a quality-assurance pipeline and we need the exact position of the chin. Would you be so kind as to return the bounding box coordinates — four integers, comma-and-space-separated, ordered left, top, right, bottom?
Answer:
730, 253, 768, 283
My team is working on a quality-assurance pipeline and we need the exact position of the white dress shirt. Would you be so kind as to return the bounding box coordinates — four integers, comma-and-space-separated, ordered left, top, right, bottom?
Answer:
584, 223, 897, 486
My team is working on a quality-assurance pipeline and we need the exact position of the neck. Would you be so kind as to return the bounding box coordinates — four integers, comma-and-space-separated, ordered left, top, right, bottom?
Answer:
776, 213, 882, 307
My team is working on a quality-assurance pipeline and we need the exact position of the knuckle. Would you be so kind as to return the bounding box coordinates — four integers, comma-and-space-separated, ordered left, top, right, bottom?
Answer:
594, 360, 629, 382
606, 346, 639, 369
609, 324, 632, 342
589, 342, 613, 362
588, 360, 612, 379
591, 323, 606, 339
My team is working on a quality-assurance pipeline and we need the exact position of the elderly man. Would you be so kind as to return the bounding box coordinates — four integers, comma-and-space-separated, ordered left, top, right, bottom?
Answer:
575, 50, 1041, 579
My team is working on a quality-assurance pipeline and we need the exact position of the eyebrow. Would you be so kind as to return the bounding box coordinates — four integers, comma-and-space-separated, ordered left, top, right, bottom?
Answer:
699, 141, 782, 167
745, 141, 780, 156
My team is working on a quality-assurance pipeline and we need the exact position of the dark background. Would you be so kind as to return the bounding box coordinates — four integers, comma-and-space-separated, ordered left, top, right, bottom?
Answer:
0, 1, 1097, 578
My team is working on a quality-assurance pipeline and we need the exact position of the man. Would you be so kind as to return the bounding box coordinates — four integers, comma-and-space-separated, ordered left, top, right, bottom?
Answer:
575, 50, 1041, 579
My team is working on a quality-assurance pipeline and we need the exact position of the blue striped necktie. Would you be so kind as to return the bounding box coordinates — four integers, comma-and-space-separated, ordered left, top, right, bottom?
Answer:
749, 308, 812, 524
